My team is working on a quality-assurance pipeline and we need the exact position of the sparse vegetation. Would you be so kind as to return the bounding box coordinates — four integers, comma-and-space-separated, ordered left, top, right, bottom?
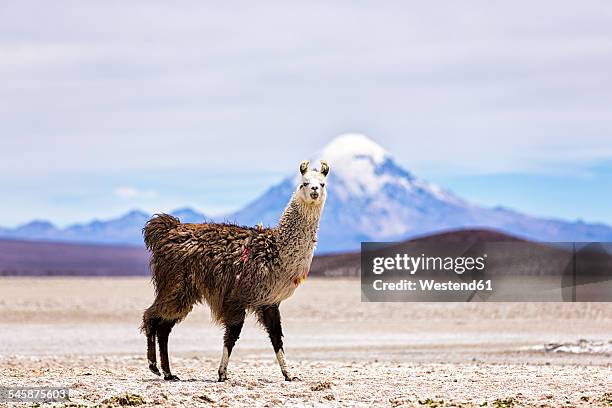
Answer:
193, 394, 216, 404
311, 381, 333, 391
418, 398, 446, 407
599, 392, 612, 406
104, 393, 145, 406
492, 397, 516, 408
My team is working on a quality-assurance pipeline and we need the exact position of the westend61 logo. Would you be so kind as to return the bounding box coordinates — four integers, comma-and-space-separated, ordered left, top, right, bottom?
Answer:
361, 241, 612, 302
372, 253, 487, 275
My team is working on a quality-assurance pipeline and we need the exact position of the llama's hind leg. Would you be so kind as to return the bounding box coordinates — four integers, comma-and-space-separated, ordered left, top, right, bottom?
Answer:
153, 283, 197, 381
257, 304, 298, 381
158, 319, 179, 381
217, 307, 246, 382
142, 309, 161, 376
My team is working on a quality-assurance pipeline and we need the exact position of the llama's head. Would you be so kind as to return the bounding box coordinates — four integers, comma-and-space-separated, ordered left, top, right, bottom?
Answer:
296, 160, 330, 205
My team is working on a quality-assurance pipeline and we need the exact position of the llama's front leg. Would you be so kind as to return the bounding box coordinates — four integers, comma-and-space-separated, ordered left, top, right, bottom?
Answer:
218, 309, 245, 382
257, 304, 299, 381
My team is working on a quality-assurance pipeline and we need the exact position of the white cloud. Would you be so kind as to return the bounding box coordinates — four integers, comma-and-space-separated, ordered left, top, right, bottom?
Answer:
0, 1, 611, 178
113, 186, 157, 199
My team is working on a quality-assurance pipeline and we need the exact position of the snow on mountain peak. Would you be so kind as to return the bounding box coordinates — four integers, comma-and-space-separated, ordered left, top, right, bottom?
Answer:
320, 133, 389, 163
309, 133, 461, 207
309, 134, 396, 199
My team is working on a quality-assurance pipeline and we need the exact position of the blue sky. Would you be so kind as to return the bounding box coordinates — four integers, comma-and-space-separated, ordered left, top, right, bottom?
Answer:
1, 1, 612, 227
430, 160, 612, 227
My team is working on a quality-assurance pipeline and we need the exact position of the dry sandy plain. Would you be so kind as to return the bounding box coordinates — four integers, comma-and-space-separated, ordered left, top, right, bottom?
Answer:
0, 277, 611, 407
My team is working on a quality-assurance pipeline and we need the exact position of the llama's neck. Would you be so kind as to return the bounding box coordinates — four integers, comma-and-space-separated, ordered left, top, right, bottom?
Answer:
276, 194, 325, 265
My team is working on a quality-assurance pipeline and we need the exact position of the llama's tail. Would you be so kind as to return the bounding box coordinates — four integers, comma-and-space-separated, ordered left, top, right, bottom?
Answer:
143, 213, 180, 252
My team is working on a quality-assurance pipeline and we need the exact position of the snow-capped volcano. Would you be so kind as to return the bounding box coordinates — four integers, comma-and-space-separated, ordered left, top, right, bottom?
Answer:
311, 133, 465, 239
314, 133, 462, 208
315, 133, 399, 199
3, 134, 612, 251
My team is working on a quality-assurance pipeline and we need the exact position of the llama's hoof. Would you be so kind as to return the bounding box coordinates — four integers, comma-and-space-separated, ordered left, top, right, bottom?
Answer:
149, 363, 161, 376
218, 372, 227, 382
284, 375, 301, 382
164, 374, 180, 381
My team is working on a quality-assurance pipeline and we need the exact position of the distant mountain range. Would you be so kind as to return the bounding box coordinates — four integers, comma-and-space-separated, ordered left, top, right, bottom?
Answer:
2, 134, 612, 253
0, 208, 206, 246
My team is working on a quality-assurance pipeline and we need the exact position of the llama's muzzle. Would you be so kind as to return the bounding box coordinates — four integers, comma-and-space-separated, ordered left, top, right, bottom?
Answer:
310, 192, 319, 199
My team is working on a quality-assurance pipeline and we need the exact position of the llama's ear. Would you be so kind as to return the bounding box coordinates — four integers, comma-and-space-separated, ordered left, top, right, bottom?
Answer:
320, 160, 330, 176
299, 160, 309, 175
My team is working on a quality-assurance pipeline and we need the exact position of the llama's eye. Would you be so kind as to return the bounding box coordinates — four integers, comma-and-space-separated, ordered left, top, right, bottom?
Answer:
320, 183, 325, 188
302, 182, 309, 187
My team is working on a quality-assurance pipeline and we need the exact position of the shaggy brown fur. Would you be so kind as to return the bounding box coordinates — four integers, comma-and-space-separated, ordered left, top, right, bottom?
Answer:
141, 160, 329, 382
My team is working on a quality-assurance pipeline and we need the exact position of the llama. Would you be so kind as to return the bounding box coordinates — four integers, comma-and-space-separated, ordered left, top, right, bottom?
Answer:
141, 160, 329, 382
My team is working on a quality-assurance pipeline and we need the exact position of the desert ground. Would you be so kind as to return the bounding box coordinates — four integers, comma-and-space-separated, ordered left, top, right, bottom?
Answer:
0, 277, 611, 407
